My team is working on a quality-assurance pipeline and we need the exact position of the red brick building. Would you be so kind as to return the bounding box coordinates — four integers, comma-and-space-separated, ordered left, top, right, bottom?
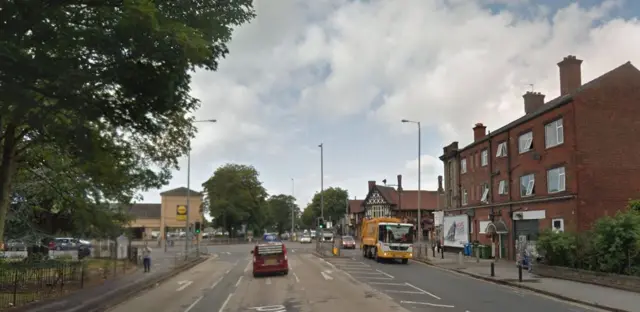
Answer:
349, 175, 444, 239
440, 55, 640, 260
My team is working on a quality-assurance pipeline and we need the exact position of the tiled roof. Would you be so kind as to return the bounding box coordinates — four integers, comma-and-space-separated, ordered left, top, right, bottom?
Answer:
455, 61, 637, 153
365, 184, 441, 211
160, 187, 203, 197
129, 203, 161, 219
349, 200, 364, 214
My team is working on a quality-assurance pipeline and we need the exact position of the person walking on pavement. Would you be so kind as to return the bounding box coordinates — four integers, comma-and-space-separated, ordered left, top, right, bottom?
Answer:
142, 243, 152, 273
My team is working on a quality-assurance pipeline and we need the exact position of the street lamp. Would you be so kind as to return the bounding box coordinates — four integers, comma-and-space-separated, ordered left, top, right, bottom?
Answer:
186, 119, 217, 256
291, 178, 295, 238
401, 119, 422, 244
318, 143, 324, 219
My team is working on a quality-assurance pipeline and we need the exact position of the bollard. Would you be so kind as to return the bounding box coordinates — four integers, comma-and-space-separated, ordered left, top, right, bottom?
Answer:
457, 251, 463, 265
518, 263, 523, 282
441, 247, 444, 259
490, 262, 495, 277
432, 247, 436, 257
476, 247, 480, 263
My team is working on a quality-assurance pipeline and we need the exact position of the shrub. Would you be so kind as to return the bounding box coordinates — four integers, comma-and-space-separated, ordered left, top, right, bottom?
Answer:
537, 230, 581, 267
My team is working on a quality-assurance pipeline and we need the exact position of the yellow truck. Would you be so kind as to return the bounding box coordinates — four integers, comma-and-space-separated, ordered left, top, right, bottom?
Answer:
360, 217, 414, 264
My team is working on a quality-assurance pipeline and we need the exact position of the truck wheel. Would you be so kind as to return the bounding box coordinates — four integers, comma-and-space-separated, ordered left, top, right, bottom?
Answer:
362, 247, 367, 258
373, 248, 380, 262
401, 259, 408, 264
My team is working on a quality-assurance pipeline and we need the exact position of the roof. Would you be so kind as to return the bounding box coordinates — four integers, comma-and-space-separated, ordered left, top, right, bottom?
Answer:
450, 61, 637, 154
349, 200, 364, 214
129, 203, 161, 219
160, 187, 203, 197
364, 184, 441, 210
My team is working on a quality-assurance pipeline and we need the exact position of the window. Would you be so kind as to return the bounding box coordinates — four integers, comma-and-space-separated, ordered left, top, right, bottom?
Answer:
461, 158, 467, 174
479, 220, 490, 234
519, 132, 533, 153
480, 183, 489, 203
496, 142, 507, 157
552, 218, 564, 232
498, 180, 508, 195
481, 149, 488, 166
547, 167, 566, 193
545, 118, 564, 148
520, 174, 535, 197
462, 189, 468, 205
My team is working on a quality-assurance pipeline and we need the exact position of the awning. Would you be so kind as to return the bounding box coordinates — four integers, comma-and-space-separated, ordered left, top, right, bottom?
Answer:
485, 220, 509, 234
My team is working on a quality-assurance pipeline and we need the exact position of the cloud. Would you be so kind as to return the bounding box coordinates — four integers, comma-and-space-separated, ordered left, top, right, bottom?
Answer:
141, 0, 640, 211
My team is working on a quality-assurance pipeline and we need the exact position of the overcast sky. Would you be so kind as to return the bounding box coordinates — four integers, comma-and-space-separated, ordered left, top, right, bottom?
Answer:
140, 0, 640, 209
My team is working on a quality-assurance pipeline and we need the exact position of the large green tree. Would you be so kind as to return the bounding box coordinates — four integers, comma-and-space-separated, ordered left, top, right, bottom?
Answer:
0, 0, 255, 242
266, 194, 299, 235
203, 164, 268, 237
300, 205, 316, 229
306, 187, 349, 225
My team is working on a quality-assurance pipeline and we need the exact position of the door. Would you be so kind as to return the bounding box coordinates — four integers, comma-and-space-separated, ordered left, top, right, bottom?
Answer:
514, 219, 539, 260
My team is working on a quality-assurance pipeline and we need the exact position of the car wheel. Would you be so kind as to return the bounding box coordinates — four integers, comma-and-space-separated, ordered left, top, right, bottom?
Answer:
253, 272, 259, 278
283, 270, 289, 275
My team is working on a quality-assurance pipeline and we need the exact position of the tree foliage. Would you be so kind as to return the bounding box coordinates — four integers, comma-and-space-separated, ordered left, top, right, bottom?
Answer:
306, 187, 349, 224
202, 164, 268, 237
537, 200, 640, 275
300, 205, 316, 228
0, 0, 255, 241
266, 194, 299, 235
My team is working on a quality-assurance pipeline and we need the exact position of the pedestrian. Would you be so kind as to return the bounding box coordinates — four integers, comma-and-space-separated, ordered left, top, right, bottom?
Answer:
142, 243, 152, 273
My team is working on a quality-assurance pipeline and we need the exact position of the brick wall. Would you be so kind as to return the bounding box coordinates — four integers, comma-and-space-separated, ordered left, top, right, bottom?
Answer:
532, 264, 640, 293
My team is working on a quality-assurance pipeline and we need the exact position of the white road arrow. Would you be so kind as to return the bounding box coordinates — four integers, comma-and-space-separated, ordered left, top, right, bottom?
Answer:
176, 280, 193, 291
321, 271, 333, 280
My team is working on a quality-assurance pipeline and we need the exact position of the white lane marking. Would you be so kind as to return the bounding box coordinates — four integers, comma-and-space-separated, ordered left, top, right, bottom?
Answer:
184, 295, 203, 312
235, 276, 243, 287
385, 290, 424, 294
405, 283, 441, 300
351, 257, 356, 260
244, 261, 252, 272
320, 258, 337, 269
225, 269, 230, 274
234, 259, 239, 265
293, 272, 300, 283
266, 278, 272, 285
176, 280, 193, 292
356, 276, 392, 280
375, 269, 394, 279
347, 271, 385, 275
210, 276, 223, 289
321, 271, 334, 280
400, 300, 454, 308
369, 282, 406, 286
219, 294, 232, 312
225, 252, 231, 255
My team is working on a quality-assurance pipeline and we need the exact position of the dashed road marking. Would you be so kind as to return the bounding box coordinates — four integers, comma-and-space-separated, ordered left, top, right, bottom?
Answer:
235, 276, 243, 287
210, 276, 223, 289
375, 269, 394, 279
400, 300, 454, 308
293, 272, 300, 283
218, 294, 232, 312
369, 282, 406, 286
405, 282, 441, 300
184, 295, 203, 312
176, 280, 193, 292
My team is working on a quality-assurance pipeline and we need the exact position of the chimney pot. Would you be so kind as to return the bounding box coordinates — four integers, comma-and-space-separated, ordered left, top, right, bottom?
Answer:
473, 123, 487, 142
368, 180, 376, 191
397, 174, 403, 191
523, 91, 546, 114
437, 175, 443, 192
558, 55, 583, 95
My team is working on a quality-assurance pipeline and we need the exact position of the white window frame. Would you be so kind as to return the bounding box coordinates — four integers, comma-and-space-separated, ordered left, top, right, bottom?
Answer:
545, 118, 564, 148
480, 184, 489, 203
498, 180, 508, 195
552, 218, 565, 232
547, 167, 566, 193
520, 174, 535, 197
481, 149, 488, 166
462, 189, 468, 205
496, 142, 507, 157
461, 158, 467, 174
479, 220, 491, 234
518, 132, 533, 153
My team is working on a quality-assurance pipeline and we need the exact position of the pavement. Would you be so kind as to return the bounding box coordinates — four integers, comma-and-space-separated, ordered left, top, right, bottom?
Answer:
107, 242, 409, 312
103, 241, 634, 312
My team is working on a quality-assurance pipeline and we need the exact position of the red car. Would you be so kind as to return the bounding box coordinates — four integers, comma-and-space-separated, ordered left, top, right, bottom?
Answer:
251, 241, 289, 277
342, 236, 356, 249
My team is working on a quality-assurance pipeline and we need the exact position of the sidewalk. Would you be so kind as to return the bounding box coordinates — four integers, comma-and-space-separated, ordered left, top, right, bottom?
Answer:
414, 250, 638, 312
20, 249, 202, 312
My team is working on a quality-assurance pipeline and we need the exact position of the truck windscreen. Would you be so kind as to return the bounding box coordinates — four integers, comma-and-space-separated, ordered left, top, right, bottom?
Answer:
378, 224, 414, 244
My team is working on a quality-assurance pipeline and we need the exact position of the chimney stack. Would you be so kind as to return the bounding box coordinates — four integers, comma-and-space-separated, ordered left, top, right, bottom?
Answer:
368, 180, 376, 191
397, 174, 403, 191
437, 175, 443, 192
473, 123, 486, 141
523, 91, 545, 114
558, 55, 583, 96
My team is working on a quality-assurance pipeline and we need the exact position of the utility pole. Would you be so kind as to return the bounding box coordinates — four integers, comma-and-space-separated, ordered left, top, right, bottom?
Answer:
185, 149, 191, 258
319, 143, 324, 218
291, 178, 295, 239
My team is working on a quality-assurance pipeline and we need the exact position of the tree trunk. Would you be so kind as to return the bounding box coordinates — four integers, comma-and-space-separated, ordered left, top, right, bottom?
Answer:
0, 125, 19, 243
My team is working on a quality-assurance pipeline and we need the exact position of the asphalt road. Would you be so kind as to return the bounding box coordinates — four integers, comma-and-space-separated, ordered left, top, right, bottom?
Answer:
107, 242, 409, 312
331, 247, 605, 312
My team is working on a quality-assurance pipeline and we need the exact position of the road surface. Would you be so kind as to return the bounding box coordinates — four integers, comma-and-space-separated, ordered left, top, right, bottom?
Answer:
108, 242, 603, 312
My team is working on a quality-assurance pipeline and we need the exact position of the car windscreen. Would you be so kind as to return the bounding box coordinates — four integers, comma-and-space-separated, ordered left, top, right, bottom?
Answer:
262, 234, 279, 242
342, 236, 354, 241
378, 224, 414, 243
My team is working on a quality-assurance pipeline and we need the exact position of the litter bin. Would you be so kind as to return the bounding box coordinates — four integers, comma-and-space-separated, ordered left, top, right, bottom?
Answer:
482, 245, 492, 259
463, 243, 471, 256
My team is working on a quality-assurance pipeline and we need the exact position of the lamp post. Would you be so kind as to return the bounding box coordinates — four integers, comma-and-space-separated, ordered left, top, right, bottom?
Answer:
401, 119, 422, 244
319, 143, 324, 219
186, 119, 217, 257
291, 178, 295, 239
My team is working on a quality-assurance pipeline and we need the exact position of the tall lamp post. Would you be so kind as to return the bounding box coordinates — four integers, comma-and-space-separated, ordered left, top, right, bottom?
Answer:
186, 119, 217, 257
318, 143, 324, 219
401, 119, 422, 244
291, 178, 295, 239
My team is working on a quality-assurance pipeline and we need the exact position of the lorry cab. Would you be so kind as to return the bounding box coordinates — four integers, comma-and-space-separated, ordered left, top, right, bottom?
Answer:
251, 234, 289, 277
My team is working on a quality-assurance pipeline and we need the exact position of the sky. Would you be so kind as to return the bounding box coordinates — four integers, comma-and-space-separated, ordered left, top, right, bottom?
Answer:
140, 0, 640, 210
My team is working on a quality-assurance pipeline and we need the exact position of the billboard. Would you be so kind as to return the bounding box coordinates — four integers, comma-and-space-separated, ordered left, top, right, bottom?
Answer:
443, 215, 469, 248
176, 205, 187, 221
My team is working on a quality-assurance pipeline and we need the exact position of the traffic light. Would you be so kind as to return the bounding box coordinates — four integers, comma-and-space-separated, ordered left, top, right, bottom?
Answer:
317, 217, 325, 229
195, 221, 201, 234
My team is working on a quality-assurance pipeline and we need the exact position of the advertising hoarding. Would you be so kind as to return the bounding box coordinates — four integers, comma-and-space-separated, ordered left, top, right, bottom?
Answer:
443, 215, 469, 248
